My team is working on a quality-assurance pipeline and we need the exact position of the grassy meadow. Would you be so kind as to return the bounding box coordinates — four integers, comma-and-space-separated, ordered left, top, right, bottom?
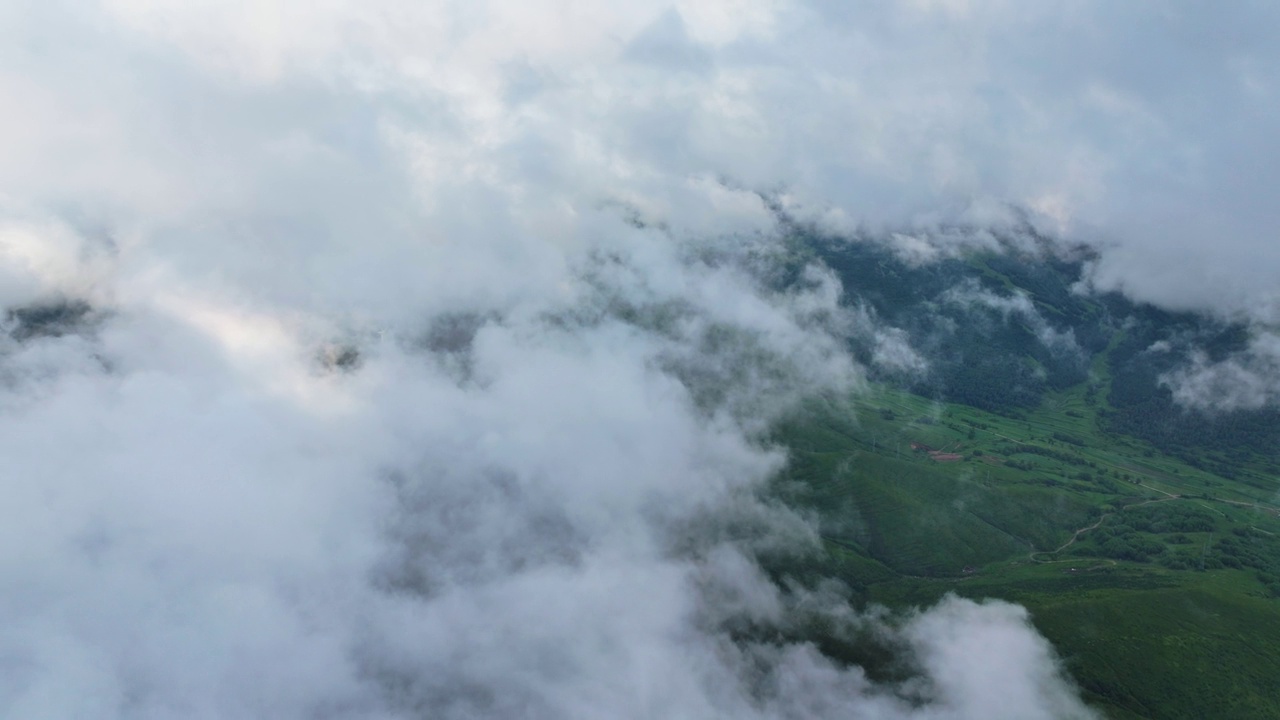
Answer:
770, 381, 1280, 719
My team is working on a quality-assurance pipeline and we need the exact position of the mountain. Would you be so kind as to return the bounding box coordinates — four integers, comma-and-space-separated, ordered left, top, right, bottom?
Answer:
762, 231, 1280, 719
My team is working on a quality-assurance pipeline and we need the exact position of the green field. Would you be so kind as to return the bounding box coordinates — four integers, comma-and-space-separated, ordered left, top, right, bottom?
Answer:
769, 382, 1280, 720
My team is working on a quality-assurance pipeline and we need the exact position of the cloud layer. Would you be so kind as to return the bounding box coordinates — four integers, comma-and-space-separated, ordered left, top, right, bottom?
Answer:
6, 0, 1276, 717
0, 208, 1100, 718
4, 0, 1279, 321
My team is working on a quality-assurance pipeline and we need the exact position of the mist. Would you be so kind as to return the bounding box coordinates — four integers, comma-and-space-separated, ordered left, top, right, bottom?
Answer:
4, 1, 1277, 717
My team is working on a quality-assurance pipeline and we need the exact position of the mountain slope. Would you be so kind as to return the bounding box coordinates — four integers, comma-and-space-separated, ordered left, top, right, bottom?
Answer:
766, 234, 1280, 719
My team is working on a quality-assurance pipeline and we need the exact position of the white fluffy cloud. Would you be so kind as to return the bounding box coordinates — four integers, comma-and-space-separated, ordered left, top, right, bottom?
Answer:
6, 1, 1278, 319
7, 0, 1275, 716
0, 207, 1101, 718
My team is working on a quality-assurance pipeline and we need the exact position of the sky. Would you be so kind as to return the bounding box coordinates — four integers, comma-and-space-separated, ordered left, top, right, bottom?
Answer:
0, 1, 1277, 717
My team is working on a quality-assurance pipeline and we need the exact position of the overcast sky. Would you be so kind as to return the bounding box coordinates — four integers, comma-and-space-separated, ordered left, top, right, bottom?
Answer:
3, 0, 1277, 319
0, 1, 1275, 718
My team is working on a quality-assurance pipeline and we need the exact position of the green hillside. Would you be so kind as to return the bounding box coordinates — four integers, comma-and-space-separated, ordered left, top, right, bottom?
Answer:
802, 232, 1280, 479
766, 236, 1280, 719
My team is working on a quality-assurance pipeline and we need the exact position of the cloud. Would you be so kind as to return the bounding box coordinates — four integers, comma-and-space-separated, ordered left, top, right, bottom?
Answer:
6, 1, 1278, 321
0, 210, 1103, 718
901, 596, 1096, 720
842, 302, 930, 377
12, 0, 1279, 716
942, 280, 1082, 358
1160, 329, 1280, 412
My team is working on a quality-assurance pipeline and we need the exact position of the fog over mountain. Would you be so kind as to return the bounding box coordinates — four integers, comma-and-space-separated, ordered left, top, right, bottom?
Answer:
1, 1, 1276, 718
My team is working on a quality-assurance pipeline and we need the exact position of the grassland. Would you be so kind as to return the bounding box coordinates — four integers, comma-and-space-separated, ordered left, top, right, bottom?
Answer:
771, 381, 1280, 719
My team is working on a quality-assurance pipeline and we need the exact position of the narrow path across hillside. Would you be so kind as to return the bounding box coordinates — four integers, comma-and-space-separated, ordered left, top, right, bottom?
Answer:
1136, 482, 1177, 499
1029, 496, 1179, 563
1032, 514, 1112, 561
